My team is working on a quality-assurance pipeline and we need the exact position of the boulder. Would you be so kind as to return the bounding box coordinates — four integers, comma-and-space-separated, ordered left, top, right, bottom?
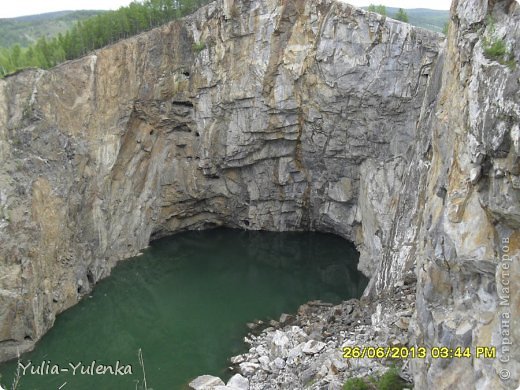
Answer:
226, 373, 249, 390
189, 375, 225, 390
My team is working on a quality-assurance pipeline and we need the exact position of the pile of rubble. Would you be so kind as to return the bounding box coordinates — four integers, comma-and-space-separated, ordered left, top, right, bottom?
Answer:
189, 282, 417, 389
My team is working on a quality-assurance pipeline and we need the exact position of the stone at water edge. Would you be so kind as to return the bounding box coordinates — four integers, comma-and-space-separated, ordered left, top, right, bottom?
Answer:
230, 354, 247, 364
226, 373, 249, 390
189, 375, 225, 390
279, 313, 294, 325
239, 362, 260, 376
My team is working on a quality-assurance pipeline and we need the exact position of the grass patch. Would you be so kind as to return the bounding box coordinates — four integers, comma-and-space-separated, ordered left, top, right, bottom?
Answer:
482, 16, 516, 69
484, 38, 507, 59
192, 41, 206, 53
378, 366, 408, 390
483, 38, 516, 69
343, 377, 370, 390
343, 366, 409, 390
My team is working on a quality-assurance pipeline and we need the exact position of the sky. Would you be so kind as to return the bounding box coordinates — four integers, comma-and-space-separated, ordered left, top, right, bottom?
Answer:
0, 0, 134, 18
1, 0, 452, 19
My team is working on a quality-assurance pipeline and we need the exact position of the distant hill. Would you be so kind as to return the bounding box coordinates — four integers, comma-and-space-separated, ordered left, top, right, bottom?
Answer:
0, 10, 105, 48
0, 5, 449, 49
0, 0, 214, 78
363, 7, 450, 33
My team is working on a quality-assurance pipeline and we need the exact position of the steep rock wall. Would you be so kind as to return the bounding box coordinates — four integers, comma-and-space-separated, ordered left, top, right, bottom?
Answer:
0, 0, 441, 362
386, 0, 520, 388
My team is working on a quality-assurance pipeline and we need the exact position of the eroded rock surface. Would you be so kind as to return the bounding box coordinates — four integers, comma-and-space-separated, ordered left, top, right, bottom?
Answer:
0, 0, 440, 362
404, 1, 520, 389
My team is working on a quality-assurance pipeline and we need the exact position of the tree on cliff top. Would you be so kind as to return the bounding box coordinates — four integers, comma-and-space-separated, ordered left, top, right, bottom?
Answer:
394, 8, 409, 23
368, 4, 387, 16
0, 0, 212, 78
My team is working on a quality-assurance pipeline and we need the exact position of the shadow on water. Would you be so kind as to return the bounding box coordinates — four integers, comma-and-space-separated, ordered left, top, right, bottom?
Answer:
0, 229, 368, 389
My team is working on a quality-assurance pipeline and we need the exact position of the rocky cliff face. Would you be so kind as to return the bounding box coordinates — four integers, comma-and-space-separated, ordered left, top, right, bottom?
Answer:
0, 0, 440, 362
0, 0, 518, 388
405, 0, 520, 388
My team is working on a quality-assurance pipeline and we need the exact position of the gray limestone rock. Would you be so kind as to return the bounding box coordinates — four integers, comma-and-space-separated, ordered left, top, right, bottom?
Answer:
239, 362, 260, 377
302, 340, 326, 355
226, 373, 249, 390
189, 375, 225, 389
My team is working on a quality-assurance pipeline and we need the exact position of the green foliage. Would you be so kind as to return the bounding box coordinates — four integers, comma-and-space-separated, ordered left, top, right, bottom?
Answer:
192, 41, 206, 52
484, 39, 507, 59
0, 10, 103, 48
483, 39, 516, 69
376, 5, 387, 16
394, 9, 409, 23
483, 16, 516, 69
378, 367, 408, 390
343, 367, 408, 390
364, 7, 449, 33
0, 0, 212, 78
368, 4, 387, 16
443, 21, 449, 35
343, 377, 370, 390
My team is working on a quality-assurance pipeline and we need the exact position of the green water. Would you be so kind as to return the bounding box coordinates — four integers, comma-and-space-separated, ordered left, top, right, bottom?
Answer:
0, 229, 367, 389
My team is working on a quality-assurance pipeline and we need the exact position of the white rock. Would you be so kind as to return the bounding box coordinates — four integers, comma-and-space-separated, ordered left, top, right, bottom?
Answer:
371, 303, 383, 325
286, 343, 303, 366
270, 330, 290, 358
290, 326, 308, 340
469, 166, 482, 184
189, 375, 225, 390
227, 373, 249, 390
302, 340, 326, 355
239, 362, 260, 376
274, 357, 285, 369
256, 345, 268, 356
230, 354, 247, 364
258, 355, 270, 371
288, 344, 303, 358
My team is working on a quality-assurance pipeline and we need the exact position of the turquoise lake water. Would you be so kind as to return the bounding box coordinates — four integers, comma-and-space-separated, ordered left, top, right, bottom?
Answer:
0, 229, 368, 389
